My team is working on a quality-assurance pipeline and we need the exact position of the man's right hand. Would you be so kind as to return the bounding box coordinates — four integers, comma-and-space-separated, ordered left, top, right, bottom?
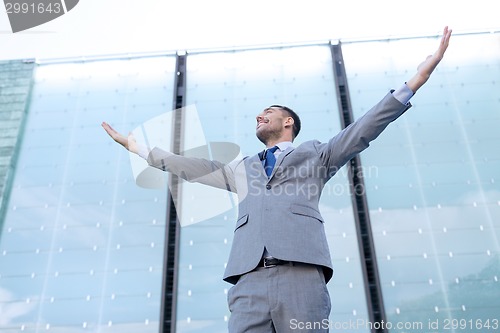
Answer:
101, 122, 138, 154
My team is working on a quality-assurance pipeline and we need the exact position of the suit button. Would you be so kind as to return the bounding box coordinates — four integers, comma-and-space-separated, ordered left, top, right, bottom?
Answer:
266, 184, 271, 190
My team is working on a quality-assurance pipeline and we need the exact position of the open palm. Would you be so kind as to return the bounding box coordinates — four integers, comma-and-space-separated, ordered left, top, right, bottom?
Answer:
101, 122, 138, 154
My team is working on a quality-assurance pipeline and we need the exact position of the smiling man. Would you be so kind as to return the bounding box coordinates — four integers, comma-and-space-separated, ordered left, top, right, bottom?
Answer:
256, 105, 301, 146
103, 26, 452, 333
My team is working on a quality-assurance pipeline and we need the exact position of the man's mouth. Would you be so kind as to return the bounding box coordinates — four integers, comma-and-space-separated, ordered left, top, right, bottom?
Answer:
257, 120, 269, 129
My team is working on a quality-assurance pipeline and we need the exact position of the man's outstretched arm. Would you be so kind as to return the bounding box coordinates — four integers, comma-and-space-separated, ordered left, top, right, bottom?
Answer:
101, 121, 238, 191
319, 26, 453, 172
406, 26, 452, 93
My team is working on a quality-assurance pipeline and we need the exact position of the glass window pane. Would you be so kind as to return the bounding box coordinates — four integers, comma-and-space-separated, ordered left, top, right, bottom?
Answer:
343, 32, 500, 328
0, 56, 176, 332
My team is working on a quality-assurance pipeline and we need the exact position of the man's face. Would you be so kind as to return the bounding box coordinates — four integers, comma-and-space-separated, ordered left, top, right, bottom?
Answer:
255, 107, 287, 144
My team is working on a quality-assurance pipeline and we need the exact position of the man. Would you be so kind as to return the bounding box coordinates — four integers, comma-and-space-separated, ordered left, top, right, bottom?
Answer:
103, 26, 452, 332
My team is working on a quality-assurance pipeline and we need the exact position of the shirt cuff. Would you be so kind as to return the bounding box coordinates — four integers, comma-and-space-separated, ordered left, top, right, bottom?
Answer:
137, 145, 151, 160
392, 83, 414, 105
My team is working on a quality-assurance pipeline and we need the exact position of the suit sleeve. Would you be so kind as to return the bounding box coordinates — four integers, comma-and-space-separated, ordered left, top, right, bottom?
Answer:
318, 91, 411, 175
146, 147, 238, 193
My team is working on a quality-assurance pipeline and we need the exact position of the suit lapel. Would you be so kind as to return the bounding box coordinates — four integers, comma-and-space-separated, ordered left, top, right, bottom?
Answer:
269, 146, 295, 180
247, 153, 268, 180
248, 146, 296, 181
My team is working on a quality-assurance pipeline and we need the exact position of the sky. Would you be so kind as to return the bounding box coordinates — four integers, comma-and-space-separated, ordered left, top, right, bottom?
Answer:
1, 0, 500, 61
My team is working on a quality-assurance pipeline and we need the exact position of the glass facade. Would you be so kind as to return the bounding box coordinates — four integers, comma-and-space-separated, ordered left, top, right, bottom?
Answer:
0, 56, 176, 332
0, 32, 499, 333
343, 33, 500, 330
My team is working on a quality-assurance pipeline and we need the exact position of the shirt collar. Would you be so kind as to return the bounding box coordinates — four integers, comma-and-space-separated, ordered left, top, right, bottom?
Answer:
273, 141, 293, 152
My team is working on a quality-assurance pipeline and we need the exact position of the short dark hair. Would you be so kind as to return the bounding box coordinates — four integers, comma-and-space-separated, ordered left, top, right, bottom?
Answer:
269, 105, 301, 139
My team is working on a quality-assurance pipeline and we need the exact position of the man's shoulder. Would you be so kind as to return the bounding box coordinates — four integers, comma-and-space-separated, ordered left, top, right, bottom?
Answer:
294, 139, 323, 150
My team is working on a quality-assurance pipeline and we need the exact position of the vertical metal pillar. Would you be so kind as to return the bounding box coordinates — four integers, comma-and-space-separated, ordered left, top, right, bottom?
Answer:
330, 42, 388, 333
159, 53, 187, 333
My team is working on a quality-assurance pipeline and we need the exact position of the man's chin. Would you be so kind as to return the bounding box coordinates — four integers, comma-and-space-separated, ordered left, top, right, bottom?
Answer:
256, 131, 267, 144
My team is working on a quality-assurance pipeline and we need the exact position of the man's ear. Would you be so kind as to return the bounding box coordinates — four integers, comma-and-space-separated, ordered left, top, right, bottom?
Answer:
284, 116, 294, 128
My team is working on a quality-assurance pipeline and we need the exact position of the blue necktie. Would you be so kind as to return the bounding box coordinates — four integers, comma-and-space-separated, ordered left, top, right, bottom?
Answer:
264, 146, 279, 177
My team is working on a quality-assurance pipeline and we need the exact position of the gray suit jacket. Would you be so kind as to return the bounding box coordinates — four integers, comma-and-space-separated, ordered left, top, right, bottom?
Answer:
147, 92, 411, 284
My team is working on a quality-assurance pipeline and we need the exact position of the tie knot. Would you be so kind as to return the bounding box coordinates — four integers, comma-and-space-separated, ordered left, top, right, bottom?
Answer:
267, 146, 279, 154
